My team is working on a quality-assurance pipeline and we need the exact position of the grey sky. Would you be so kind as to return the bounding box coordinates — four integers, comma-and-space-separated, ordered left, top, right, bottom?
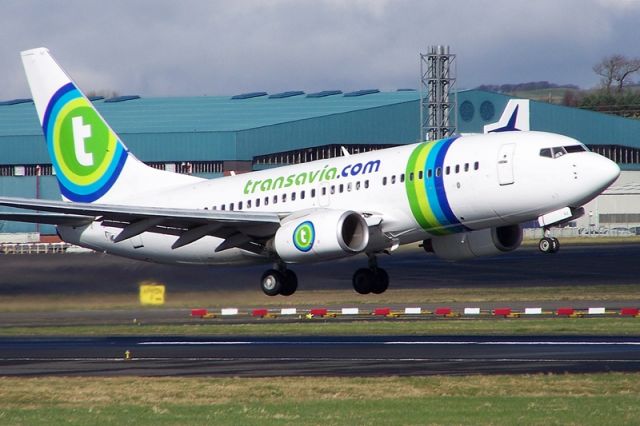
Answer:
2, 0, 640, 99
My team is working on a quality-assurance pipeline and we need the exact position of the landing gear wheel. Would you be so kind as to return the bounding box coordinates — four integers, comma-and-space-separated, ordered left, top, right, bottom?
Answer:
261, 269, 285, 296
538, 237, 557, 254
353, 268, 375, 294
280, 270, 298, 296
538, 237, 552, 253
371, 268, 389, 294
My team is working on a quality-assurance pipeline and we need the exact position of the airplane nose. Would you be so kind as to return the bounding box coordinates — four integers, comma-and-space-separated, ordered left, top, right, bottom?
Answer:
595, 155, 620, 189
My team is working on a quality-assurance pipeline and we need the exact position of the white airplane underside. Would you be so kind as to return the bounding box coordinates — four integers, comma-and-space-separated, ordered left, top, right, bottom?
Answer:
0, 48, 621, 296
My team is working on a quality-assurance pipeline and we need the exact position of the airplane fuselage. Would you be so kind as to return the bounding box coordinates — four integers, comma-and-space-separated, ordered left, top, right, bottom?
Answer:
58, 131, 617, 265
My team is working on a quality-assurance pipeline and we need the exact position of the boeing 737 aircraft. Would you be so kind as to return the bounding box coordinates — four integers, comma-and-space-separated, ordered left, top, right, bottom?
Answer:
0, 48, 620, 296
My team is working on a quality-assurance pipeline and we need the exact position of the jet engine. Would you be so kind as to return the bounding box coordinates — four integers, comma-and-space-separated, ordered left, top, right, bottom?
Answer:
273, 209, 369, 263
424, 224, 522, 261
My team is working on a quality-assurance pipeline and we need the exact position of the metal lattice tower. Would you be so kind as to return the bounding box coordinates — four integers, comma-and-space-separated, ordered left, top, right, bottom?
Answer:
420, 45, 457, 141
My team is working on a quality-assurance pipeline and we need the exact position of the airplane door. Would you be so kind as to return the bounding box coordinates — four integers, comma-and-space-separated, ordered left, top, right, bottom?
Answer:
497, 144, 515, 185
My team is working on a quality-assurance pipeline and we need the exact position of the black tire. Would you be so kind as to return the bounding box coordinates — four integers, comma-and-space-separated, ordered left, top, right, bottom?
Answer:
280, 270, 298, 296
538, 237, 552, 253
261, 269, 284, 296
371, 268, 389, 294
352, 268, 374, 294
550, 238, 560, 253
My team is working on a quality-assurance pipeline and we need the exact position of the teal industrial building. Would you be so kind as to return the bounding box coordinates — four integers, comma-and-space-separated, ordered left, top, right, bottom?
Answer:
1, 89, 639, 233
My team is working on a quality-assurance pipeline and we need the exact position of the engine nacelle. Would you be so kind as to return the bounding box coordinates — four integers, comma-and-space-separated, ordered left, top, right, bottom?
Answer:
425, 224, 522, 261
274, 209, 369, 263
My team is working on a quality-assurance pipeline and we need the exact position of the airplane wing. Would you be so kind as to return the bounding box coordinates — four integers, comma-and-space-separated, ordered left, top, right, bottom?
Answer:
0, 197, 282, 253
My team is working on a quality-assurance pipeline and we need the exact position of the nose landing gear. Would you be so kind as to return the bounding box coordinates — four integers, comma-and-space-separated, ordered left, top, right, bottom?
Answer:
538, 228, 560, 253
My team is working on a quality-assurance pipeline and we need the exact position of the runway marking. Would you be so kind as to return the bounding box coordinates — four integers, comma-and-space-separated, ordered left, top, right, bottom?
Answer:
137, 340, 640, 346
0, 357, 638, 363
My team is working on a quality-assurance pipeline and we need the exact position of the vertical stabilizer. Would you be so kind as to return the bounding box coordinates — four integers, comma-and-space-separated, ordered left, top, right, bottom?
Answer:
20, 48, 202, 204
484, 99, 530, 133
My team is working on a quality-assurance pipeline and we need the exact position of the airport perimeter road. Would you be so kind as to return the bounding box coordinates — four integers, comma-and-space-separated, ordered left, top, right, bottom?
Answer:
0, 243, 639, 295
0, 335, 639, 377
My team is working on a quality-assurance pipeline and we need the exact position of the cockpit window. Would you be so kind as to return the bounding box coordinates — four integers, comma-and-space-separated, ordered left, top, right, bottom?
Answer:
541, 144, 587, 159
553, 147, 567, 158
564, 144, 588, 153
540, 148, 552, 158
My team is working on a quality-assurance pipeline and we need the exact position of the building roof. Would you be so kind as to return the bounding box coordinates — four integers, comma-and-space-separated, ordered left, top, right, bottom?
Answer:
0, 90, 419, 136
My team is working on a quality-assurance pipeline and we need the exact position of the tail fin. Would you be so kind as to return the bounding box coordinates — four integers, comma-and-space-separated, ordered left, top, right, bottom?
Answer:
21, 48, 202, 204
484, 99, 530, 133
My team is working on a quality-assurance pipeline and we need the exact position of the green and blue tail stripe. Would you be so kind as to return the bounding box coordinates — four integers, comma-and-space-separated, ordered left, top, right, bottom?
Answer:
42, 82, 128, 202
405, 136, 468, 235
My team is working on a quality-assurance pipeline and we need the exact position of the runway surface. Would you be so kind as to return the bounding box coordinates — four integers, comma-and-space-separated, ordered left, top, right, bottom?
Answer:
1, 243, 640, 295
1, 335, 639, 377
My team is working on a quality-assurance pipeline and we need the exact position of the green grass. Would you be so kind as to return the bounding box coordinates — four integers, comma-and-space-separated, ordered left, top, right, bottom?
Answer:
2, 317, 639, 337
0, 375, 638, 425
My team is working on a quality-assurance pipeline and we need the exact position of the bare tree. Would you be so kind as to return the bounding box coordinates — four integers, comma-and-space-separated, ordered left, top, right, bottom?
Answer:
593, 54, 640, 93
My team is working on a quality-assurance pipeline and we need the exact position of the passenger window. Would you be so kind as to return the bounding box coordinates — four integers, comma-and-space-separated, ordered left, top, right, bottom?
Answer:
409, 172, 414, 181
330, 185, 335, 194
427, 169, 432, 179
311, 189, 316, 197
264, 197, 269, 206
230, 203, 234, 211
419, 171, 423, 180
445, 166, 450, 175
212, 206, 217, 210
256, 198, 261, 207
400, 173, 405, 183
238, 201, 243, 210
321, 187, 326, 196
221, 205, 226, 211
282, 193, 287, 202
273, 195, 278, 204
455, 165, 460, 174
247, 200, 251, 209
339, 184, 344, 193
540, 148, 552, 158
391, 175, 396, 184
300, 190, 305, 199
435, 167, 441, 177
347, 182, 352, 192
356, 181, 361, 190
383, 177, 388, 186
474, 161, 479, 170
364, 180, 369, 189
464, 163, 469, 172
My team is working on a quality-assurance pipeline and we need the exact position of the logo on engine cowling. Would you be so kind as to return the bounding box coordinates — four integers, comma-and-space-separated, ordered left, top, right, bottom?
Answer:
293, 221, 315, 252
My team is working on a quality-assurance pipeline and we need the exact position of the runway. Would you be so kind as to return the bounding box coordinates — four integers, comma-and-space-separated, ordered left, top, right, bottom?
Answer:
1, 335, 639, 376
1, 243, 640, 295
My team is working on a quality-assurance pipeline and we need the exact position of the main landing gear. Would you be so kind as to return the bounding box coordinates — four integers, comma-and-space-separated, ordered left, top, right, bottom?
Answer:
259, 255, 391, 296
538, 227, 560, 254
352, 254, 389, 295
260, 265, 298, 296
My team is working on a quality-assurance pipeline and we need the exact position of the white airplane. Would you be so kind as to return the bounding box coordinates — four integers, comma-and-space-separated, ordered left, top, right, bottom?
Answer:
0, 48, 620, 296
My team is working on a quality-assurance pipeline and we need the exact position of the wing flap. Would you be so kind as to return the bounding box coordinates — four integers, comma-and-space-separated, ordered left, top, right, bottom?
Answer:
0, 197, 283, 250
0, 212, 93, 226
